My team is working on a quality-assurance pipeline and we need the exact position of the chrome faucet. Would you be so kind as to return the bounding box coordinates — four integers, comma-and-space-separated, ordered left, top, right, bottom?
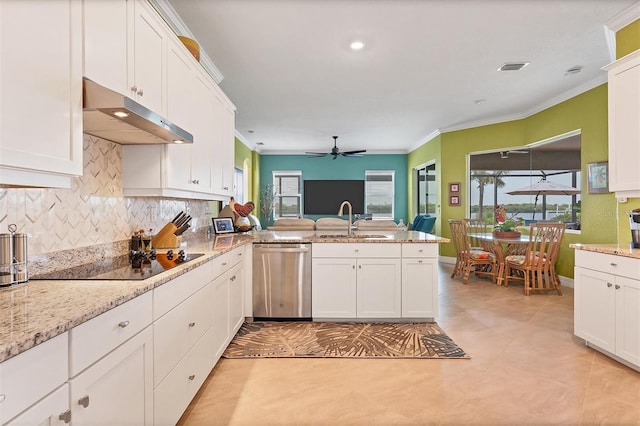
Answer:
338, 201, 353, 235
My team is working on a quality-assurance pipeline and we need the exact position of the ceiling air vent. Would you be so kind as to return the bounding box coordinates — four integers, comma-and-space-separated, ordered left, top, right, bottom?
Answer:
498, 62, 530, 72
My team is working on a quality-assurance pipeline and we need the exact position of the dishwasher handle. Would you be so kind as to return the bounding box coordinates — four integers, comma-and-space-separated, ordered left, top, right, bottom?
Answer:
254, 246, 311, 254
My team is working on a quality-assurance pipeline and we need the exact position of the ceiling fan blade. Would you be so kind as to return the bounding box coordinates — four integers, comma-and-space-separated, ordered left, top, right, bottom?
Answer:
305, 152, 328, 157
343, 149, 366, 155
342, 153, 364, 158
332, 154, 338, 160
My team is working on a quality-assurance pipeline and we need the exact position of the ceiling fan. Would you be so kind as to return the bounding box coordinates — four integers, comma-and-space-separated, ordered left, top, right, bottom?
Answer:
306, 136, 366, 159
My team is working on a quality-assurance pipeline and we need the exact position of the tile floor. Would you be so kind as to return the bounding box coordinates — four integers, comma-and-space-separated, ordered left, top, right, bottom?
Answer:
178, 263, 640, 426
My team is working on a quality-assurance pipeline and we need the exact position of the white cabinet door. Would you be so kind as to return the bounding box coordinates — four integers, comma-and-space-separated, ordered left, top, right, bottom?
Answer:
154, 283, 213, 387
129, 0, 165, 113
574, 267, 616, 354
69, 327, 153, 426
312, 258, 357, 318
211, 273, 230, 360
220, 99, 236, 196
83, 0, 128, 94
402, 257, 438, 318
5, 384, 69, 426
154, 328, 214, 426
616, 275, 640, 366
0, 0, 83, 188
188, 72, 216, 193
356, 259, 402, 318
605, 51, 640, 195
229, 263, 245, 335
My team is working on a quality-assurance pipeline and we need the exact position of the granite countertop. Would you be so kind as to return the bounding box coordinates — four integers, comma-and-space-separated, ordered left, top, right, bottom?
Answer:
570, 243, 640, 259
0, 230, 447, 362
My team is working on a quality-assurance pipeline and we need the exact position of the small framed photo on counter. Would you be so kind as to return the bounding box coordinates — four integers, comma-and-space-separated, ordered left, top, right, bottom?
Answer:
212, 217, 234, 234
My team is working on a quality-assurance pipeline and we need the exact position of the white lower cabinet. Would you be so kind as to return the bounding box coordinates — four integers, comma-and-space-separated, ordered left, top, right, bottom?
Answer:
5, 384, 69, 426
211, 261, 245, 361
312, 243, 403, 319
574, 250, 640, 368
0, 333, 69, 426
401, 244, 439, 319
69, 326, 153, 425
312, 243, 439, 320
154, 329, 214, 426
229, 264, 245, 335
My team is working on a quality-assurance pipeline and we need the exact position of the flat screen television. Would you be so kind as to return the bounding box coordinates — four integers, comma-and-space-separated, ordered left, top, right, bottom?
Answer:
303, 180, 365, 215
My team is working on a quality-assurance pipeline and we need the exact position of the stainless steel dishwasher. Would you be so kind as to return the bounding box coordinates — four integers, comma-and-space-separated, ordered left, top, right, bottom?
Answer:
252, 243, 312, 320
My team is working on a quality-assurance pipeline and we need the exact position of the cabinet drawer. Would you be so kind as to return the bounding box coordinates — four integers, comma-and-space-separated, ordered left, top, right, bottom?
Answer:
575, 250, 640, 280
0, 333, 68, 424
401, 243, 438, 258
211, 247, 244, 278
312, 243, 401, 258
154, 261, 212, 320
154, 283, 213, 386
154, 328, 214, 426
70, 291, 152, 377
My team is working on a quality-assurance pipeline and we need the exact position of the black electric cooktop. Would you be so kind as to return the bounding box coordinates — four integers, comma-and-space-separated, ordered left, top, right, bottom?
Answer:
31, 251, 205, 281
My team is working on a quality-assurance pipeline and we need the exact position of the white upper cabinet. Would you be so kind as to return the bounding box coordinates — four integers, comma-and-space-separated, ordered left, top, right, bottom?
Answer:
83, 0, 128, 94
604, 50, 640, 198
0, 0, 83, 188
128, 0, 166, 114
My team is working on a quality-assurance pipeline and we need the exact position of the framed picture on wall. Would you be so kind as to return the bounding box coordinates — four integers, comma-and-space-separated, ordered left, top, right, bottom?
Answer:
449, 182, 460, 193
449, 195, 461, 206
587, 161, 608, 193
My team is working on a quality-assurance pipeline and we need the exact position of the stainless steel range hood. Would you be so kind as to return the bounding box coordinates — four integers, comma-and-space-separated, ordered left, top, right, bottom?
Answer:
82, 78, 193, 145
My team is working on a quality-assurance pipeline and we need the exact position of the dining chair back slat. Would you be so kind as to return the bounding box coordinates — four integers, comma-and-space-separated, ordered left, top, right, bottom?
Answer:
449, 219, 497, 285
504, 222, 565, 295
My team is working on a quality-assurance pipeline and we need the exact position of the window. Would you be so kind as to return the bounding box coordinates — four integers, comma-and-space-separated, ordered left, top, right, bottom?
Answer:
416, 163, 436, 216
365, 170, 394, 219
233, 167, 244, 203
273, 171, 302, 218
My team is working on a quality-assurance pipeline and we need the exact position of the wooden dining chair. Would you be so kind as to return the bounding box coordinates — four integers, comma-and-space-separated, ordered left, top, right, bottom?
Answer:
464, 218, 491, 251
504, 222, 566, 295
449, 219, 497, 285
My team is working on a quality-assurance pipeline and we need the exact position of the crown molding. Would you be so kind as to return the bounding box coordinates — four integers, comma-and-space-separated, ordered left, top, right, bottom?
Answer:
407, 129, 441, 153
234, 130, 256, 151
259, 149, 406, 156
148, 0, 225, 84
606, 1, 640, 32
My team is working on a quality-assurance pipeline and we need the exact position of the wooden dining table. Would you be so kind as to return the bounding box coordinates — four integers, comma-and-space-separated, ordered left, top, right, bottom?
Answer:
468, 233, 530, 286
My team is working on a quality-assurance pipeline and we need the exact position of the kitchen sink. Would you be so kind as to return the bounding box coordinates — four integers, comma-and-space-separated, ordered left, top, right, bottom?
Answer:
317, 234, 390, 239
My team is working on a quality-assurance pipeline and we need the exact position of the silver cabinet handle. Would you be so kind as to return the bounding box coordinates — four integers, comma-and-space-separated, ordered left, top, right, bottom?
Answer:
607, 283, 613, 287
418, 260, 423, 264
137, 89, 143, 96
418, 249, 423, 253
352, 265, 355, 269
230, 275, 236, 281
118, 320, 130, 328
222, 262, 227, 266
130, 85, 137, 92
78, 395, 90, 408
188, 375, 195, 381
191, 179, 200, 184
0, 394, 5, 402
188, 322, 196, 327
610, 263, 617, 267
615, 284, 621, 289
358, 265, 361, 269
59, 410, 72, 424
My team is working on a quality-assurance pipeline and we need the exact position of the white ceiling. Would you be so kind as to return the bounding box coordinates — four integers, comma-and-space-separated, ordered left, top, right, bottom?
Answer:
165, 0, 638, 154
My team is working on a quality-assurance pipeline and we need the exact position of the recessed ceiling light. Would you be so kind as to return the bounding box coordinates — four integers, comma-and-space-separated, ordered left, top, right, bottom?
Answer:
498, 62, 530, 72
248, 130, 255, 134
350, 41, 365, 50
256, 142, 264, 146
474, 99, 486, 105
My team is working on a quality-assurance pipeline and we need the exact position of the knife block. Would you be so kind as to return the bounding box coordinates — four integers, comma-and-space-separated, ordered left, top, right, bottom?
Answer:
151, 223, 181, 249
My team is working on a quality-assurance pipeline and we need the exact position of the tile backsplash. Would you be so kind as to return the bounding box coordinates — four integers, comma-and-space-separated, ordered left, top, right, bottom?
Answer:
0, 135, 216, 256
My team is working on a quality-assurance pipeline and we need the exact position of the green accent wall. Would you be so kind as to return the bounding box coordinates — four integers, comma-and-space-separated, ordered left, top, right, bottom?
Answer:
408, 85, 614, 279
616, 19, 640, 59
259, 154, 408, 224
